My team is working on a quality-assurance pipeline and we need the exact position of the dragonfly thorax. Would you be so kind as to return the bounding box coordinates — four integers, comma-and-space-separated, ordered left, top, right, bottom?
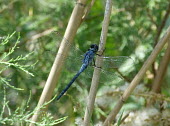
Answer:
90, 44, 98, 53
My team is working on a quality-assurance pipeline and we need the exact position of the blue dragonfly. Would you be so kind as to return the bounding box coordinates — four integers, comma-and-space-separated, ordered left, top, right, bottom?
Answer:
49, 32, 134, 101
56, 44, 99, 100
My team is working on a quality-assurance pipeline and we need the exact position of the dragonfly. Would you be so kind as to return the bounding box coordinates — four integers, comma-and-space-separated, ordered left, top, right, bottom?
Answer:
56, 44, 99, 100
50, 32, 133, 100
44, 32, 134, 101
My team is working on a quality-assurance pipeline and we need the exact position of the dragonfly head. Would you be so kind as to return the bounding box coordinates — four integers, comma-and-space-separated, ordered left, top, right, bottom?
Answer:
90, 44, 98, 53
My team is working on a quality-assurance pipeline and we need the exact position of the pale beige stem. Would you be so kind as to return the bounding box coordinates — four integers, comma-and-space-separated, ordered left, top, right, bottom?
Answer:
30, 0, 88, 125
83, 0, 112, 126
103, 26, 170, 126
82, 0, 96, 20
151, 40, 170, 92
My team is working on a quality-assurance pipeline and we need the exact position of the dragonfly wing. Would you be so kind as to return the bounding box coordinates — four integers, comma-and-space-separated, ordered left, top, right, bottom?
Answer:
101, 56, 134, 69
44, 32, 95, 84
41, 32, 133, 87
97, 56, 135, 84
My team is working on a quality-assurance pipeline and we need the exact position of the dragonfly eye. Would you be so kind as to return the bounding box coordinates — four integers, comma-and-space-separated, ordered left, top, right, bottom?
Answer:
90, 44, 98, 52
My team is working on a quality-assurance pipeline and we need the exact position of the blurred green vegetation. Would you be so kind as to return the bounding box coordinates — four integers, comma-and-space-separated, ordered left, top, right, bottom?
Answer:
0, 0, 170, 125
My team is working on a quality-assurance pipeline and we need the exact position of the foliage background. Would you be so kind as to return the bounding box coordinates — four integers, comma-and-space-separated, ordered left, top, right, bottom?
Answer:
0, 0, 170, 125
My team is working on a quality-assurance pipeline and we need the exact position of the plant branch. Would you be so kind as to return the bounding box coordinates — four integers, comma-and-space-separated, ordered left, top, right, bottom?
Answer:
151, 40, 170, 93
83, 0, 112, 125
152, 2, 170, 76
154, 2, 170, 46
114, 68, 131, 83
29, 0, 89, 125
103, 26, 170, 125
82, 0, 96, 21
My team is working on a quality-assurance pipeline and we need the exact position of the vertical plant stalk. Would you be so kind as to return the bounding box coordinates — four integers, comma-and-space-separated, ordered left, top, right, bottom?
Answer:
83, 0, 112, 126
82, 0, 96, 20
148, 39, 170, 106
152, 2, 170, 76
30, 0, 88, 125
151, 40, 170, 93
103, 26, 170, 126
154, 2, 170, 46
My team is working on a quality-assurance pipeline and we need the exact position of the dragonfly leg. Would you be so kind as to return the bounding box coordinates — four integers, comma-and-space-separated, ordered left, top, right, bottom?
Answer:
93, 58, 96, 66
96, 48, 106, 56
92, 58, 102, 69
90, 58, 96, 67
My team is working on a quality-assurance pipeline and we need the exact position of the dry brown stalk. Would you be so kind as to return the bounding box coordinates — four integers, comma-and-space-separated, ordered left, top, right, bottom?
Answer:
29, 0, 89, 125
103, 26, 170, 126
83, 0, 112, 125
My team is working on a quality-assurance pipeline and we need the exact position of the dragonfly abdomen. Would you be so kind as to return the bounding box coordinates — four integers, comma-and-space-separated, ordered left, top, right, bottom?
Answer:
56, 64, 88, 100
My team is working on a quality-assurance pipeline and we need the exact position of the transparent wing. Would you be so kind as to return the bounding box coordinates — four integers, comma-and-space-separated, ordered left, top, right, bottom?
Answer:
42, 31, 133, 86
43, 32, 95, 86
98, 56, 135, 84
101, 56, 133, 69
